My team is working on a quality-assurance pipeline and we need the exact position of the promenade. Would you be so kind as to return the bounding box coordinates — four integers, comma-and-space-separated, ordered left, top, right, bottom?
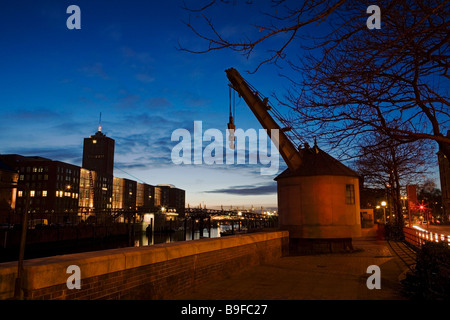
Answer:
172, 228, 415, 300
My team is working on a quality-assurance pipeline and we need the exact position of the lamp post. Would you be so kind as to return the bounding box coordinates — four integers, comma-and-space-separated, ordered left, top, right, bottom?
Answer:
381, 201, 387, 224
14, 184, 30, 300
401, 196, 411, 227
0, 182, 29, 299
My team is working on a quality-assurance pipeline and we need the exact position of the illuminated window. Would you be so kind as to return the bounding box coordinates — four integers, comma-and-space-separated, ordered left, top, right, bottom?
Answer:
42, 190, 47, 197
93, 140, 97, 144
346, 184, 355, 204
30, 190, 35, 197
18, 191, 23, 197
19, 175, 24, 181
32, 167, 37, 173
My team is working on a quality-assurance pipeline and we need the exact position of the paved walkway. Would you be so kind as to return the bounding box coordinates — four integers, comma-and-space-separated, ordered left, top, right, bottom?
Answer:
173, 233, 415, 300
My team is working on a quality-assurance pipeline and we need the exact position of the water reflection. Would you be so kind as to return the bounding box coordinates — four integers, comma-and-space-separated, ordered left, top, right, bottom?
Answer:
133, 225, 232, 247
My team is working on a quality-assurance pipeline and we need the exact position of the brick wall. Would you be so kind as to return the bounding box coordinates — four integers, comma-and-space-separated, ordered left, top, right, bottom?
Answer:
0, 231, 289, 300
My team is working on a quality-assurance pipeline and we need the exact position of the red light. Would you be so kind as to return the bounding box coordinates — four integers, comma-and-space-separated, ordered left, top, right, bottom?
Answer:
419, 205, 424, 210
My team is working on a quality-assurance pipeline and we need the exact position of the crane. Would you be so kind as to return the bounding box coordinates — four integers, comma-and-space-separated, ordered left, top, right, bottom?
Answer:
225, 67, 304, 173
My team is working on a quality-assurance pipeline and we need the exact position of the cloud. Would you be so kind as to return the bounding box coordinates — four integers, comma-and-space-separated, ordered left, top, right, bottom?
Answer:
205, 182, 277, 195
146, 97, 173, 108
79, 63, 110, 80
2, 146, 82, 166
5, 108, 62, 121
135, 73, 155, 83
115, 94, 141, 109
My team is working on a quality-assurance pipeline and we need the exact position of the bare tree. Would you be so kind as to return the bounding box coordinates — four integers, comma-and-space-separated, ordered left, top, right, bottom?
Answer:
179, 0, 450, 160
356, 132, 435, 226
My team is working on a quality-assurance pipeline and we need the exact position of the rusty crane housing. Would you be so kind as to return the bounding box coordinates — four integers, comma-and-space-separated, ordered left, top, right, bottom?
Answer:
226, 68, 361, 254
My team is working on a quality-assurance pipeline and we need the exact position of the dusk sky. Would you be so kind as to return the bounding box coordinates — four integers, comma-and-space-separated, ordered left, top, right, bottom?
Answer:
0, 1, 308, 209
0, 1, 442, 209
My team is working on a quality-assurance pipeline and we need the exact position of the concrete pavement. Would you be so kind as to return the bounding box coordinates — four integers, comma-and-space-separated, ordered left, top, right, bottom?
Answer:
172, 229, 415, 300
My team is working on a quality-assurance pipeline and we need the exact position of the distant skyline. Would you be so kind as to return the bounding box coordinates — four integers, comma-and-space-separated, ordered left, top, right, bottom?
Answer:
0, 1, 442, 208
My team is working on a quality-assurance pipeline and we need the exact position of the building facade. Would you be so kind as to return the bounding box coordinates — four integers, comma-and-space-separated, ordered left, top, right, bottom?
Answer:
0, 160, 19, 224
437, 130, 450, 223
0, 155, 81, 224
82, 128, 115, 176
0, 129, 185, 224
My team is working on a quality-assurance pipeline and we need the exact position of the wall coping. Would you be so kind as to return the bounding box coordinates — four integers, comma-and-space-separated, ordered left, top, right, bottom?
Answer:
0, 231, 288, 291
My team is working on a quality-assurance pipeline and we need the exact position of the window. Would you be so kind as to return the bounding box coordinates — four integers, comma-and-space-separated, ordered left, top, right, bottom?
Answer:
30, 190, 35, 197
18, 191, 23, 197
42, 190, 47, 197
346, 184, 355, 204
19, 175, 24, 181
32, 167, 37, 173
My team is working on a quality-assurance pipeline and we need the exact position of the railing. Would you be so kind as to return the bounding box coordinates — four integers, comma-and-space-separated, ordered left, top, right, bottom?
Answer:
403, 226, 450, 248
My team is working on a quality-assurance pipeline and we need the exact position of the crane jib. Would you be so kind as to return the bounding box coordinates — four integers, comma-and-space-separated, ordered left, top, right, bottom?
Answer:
225, 68, 303, 172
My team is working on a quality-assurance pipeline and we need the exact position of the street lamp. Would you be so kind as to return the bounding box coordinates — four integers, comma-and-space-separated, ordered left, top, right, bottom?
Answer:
381, 201, 387, 224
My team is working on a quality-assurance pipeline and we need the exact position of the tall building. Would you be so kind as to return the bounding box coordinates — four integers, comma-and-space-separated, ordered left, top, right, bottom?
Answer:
82, 126, 115, 176
82, 126, 114, 216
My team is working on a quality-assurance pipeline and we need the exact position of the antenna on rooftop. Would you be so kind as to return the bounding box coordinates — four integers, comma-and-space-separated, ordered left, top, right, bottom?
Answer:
98, 112, 102, 132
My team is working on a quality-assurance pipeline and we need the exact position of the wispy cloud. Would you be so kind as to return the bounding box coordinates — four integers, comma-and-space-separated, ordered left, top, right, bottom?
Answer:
2, 146, 82, 166
146, 97, 173, 108
205, 182, 277, 196
5, 108, 62, 121
79, 63, 110, 80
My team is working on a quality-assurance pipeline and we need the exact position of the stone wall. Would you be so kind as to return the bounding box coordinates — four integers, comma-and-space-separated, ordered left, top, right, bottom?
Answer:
0, 231, 289, 300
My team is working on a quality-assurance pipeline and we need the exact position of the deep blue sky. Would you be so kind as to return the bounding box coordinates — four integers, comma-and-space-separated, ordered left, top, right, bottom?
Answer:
0, 0, 303, 209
